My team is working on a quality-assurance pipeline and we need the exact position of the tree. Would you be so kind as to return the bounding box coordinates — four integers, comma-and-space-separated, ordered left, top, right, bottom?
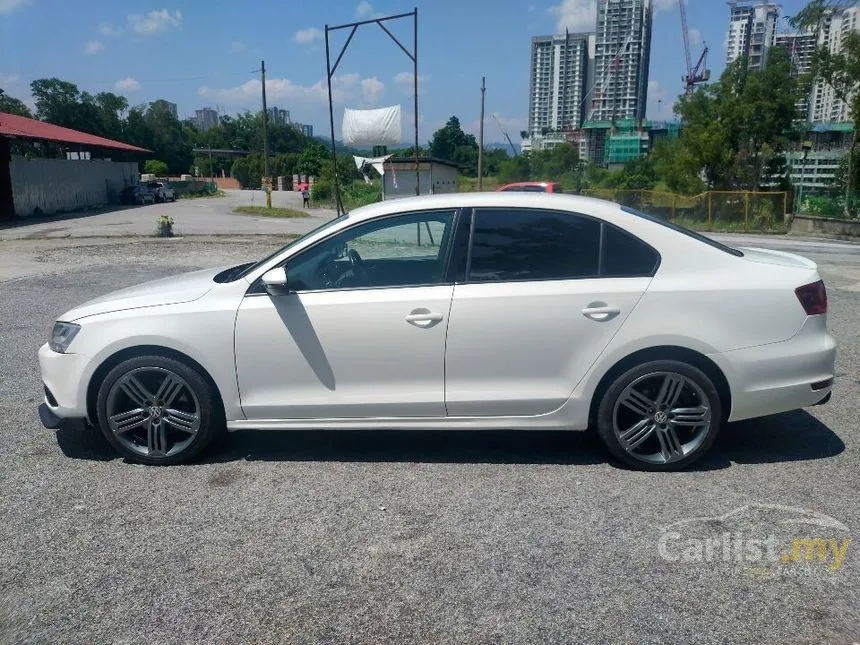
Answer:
144, 159, 169, 176
429, 116, 479, 174
0, 90, 31, 117
30, 78, 83, 129
144, 100, 192, 175
297, 140, 328, 177
792, 0, 860, 216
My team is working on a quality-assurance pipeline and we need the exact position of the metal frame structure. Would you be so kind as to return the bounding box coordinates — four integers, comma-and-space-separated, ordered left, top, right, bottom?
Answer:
325, 8, 419, 214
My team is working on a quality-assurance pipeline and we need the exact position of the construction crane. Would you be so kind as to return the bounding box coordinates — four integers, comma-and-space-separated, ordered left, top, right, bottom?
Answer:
586, 34, 633, 122
680, 0, 710, 94
491, 113, 518, 157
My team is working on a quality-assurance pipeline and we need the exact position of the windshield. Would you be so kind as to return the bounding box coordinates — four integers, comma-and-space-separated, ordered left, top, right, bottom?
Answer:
227, 215, 348, 281
621, 206, 744, 257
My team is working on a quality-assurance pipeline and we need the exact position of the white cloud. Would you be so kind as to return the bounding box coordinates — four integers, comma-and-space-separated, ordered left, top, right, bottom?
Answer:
355, 1, 373, 19
199, 73, 385, 108
0, 73, 21, 85
114, 77, 141, 92
393, 71, 428, 93
231, 40, 246, 54
0, 0, 30, 14
85, 40, 105, 56
689, 27, 702, 47
127, 9, 182, 36
98, 22, 123, 37
294, 27, 323, 45
549, 0, 596, 32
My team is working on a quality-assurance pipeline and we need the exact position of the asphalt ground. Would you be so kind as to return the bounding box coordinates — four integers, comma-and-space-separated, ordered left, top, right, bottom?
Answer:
0, 235, 858, 644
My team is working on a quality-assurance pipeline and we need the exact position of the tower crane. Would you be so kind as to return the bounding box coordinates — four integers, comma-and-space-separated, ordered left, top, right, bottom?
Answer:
491, 113, 518, 157
680, 0, 710, 94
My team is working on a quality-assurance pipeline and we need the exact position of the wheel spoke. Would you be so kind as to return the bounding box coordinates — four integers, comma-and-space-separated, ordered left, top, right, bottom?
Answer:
619, 418, 655, 449
655, 425, 684, 462
109, 408, 148, 433
164, 408, 199, 434
119, 375, 154, 407
147, 420, 168, 455
670, 406, 710, 427
154, 373, 184, 407
655, 374, 685, 409
620, 388, 655, 417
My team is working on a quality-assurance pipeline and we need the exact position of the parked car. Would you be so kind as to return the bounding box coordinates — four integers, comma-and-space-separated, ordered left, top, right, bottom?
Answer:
38, 193, 835, 470
498, 181, 564, 193
119, 185, 155, 205
146, 181, 176, 203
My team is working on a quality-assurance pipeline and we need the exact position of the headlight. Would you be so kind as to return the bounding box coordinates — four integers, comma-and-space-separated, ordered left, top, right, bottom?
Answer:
49, 322, 81, 353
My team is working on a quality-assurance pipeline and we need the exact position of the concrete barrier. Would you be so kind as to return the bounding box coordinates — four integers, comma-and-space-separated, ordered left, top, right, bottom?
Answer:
791, 214, 860, 239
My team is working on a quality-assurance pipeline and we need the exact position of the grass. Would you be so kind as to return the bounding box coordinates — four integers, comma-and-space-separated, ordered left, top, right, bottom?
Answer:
233, 206, 309, 218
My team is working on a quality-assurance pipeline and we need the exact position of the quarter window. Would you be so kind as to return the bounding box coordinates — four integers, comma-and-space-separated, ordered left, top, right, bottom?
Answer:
601, 225, 660, 277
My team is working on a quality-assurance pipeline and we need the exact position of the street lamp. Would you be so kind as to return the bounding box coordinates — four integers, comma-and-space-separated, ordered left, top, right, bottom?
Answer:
796, 140, 813, 215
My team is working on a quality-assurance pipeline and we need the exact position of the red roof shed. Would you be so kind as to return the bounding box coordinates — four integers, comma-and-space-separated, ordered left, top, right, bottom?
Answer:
0, 112, 150, 153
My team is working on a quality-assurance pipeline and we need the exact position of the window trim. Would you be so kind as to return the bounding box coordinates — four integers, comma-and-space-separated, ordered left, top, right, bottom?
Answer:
246, 208, 463, 296
463, 207, 661, 285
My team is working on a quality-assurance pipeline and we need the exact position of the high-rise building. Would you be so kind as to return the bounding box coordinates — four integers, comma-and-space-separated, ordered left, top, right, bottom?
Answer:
589, 0, 653, 123
293, 123, 313, 138
810, 6, 860, 123
774, 30, 817, 120
194, 107, 219, 131
267, 107, 290, 125
726, 1, 780, 72
527, 32, 595, 138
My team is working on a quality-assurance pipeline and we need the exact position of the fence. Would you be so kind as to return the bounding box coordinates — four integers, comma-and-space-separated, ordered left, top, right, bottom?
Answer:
582, 189, 789, 233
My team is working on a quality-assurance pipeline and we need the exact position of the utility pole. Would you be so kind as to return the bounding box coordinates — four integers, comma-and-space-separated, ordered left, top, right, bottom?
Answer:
260, 59, 270, 180
478, 76, 485, 190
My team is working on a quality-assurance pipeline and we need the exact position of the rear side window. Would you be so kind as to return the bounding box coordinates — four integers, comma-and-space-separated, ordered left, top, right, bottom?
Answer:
601, 225, 660, 277
469, 209, 601, 281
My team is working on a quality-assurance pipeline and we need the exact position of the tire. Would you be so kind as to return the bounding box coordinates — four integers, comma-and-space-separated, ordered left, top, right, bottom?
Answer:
96, 355, 225, 465
596, 360, 722, 471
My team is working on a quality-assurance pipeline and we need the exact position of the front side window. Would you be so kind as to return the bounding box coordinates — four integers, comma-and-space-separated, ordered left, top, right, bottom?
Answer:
468, 209, 601, 282
284, 210, 456, 291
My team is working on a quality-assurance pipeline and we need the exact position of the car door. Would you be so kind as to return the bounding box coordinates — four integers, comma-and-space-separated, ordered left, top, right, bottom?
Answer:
235, 209, 459, 420
444, 207, 659, 417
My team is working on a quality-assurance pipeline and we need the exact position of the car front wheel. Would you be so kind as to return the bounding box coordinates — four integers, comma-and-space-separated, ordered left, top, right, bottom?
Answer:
596, 360, 722, 471
96, 355, 225, 465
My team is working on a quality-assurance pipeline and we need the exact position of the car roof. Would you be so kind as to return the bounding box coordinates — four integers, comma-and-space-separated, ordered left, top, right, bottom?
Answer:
345, 191, 622, 224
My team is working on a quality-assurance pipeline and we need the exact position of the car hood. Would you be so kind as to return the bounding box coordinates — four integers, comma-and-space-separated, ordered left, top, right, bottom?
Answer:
61, 266, 223, 321
739, 247, 817, 270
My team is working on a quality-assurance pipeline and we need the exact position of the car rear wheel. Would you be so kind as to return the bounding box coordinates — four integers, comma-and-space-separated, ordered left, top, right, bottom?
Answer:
596, 360, 722, 471
96, 355, 225, 465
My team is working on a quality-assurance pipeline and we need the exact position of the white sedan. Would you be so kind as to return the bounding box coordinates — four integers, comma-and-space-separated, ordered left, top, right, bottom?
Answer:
38, 193, 836, 470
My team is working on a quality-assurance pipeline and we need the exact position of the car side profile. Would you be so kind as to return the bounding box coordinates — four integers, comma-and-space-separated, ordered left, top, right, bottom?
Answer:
38, 193, 836, 470
146, 181, 176, 203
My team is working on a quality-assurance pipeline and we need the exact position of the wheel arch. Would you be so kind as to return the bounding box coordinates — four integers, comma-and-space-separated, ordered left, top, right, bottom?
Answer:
587, 345, 732, 425
86, 345, 226, 425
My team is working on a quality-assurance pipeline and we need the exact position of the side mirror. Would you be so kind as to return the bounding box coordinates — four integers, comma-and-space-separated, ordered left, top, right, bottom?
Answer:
261, 267, 290, 296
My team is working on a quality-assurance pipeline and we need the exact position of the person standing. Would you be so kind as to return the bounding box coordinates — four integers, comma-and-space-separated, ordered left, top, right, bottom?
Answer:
301, 185, 310, 209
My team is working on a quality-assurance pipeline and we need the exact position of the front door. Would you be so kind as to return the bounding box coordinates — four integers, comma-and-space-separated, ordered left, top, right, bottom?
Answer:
235, 209, 458, 420
444, 207, 657, 417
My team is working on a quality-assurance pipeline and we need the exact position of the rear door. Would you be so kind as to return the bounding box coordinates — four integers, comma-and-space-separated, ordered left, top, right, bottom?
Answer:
444, 208, 659, 417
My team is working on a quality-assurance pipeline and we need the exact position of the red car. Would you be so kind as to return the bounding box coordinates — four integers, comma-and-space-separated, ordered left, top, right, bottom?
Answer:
497, 181, 564, 193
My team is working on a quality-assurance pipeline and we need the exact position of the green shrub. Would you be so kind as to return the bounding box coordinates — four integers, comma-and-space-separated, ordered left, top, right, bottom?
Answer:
311, 181, 331, 201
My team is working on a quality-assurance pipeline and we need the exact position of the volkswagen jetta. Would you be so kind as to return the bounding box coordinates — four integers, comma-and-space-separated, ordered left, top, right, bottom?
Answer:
38, 193, 836, 470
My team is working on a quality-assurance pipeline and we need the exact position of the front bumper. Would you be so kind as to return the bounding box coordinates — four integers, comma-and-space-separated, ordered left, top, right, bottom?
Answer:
38, 343, 90, 421
38, 403, 86, 430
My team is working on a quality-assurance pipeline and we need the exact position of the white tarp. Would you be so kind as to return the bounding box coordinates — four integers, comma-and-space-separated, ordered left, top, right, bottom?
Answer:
353, 154, 395, 185
342, 106, 402, 146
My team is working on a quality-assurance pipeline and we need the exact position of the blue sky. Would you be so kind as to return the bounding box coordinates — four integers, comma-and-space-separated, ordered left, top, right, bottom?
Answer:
0, 0, 813, 143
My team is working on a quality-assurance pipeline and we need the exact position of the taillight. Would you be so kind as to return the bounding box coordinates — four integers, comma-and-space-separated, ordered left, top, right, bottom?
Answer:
795, 280, 827, 315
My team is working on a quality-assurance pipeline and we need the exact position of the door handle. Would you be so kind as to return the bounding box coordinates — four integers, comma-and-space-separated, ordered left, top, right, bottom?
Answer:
582, 304, 621, 322
405, 310, 443, 327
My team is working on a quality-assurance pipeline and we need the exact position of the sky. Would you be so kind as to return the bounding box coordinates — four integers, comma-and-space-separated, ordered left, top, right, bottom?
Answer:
0, 0, 814, 144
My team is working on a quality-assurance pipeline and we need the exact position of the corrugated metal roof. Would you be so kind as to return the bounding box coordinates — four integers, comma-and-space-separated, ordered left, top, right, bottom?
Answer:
0, 112, 150, 153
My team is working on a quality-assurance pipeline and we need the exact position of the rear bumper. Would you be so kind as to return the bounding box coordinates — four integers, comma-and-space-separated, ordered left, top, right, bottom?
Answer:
710, 316, 836, 422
